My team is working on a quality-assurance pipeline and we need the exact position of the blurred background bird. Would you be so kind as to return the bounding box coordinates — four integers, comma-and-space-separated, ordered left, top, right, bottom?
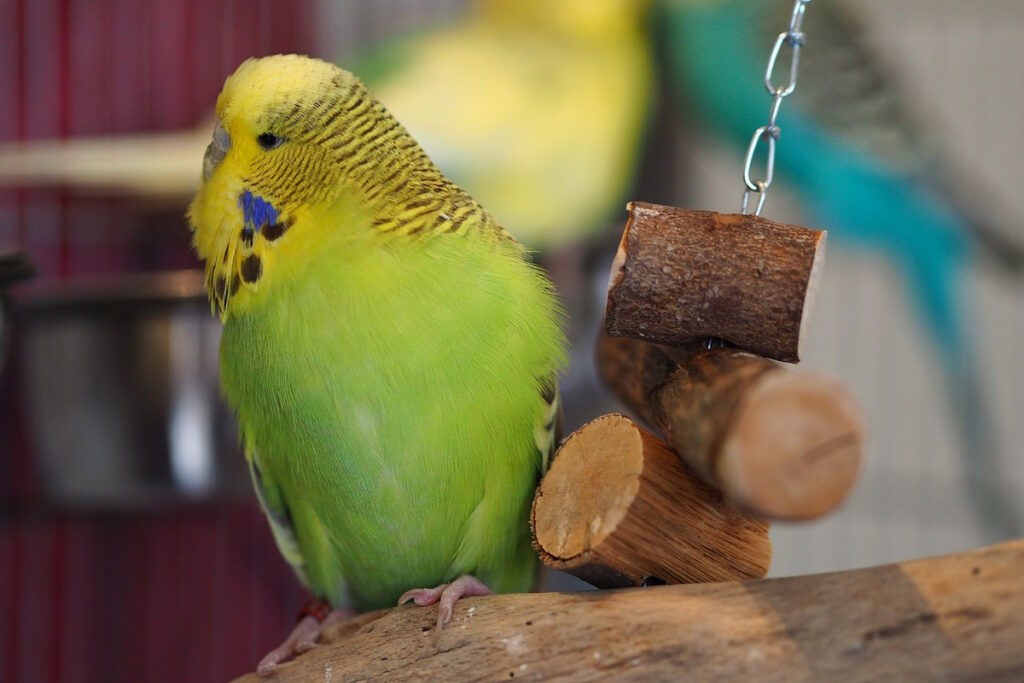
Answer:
350, 0, 655, 251
659, 0, 1024, 537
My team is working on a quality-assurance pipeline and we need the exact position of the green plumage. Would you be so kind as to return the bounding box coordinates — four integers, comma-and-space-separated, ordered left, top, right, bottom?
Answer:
222, 228, 563, 609
190, 55, 566, 612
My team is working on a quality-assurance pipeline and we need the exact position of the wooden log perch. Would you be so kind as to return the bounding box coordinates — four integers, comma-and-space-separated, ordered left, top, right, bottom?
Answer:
605, 202, 826, 363
233, 538, 1024, 682
597, 335, 864, 519
531, 413, 770, 588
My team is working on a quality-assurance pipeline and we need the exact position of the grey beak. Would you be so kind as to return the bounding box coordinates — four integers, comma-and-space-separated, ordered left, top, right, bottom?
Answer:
202, 119, 231, 182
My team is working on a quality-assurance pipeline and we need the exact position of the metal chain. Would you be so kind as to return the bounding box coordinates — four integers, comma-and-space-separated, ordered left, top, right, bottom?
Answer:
741, 0, 811, 216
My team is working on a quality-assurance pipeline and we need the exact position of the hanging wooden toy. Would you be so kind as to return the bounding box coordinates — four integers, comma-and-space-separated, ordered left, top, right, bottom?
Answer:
532, 0, 866, 588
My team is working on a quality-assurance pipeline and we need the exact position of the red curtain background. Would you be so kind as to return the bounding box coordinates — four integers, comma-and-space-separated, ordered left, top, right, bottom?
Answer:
0, 1, 316, 680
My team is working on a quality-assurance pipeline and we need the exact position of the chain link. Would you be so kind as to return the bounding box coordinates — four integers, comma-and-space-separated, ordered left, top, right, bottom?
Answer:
741, 0, 811, 216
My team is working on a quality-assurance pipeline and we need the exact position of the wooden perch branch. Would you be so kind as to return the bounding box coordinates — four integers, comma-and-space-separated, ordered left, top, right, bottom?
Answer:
605, 203, 826, 362
531, 413, 770, 587
233, 539, 1024, 682
597, 335, 864, 519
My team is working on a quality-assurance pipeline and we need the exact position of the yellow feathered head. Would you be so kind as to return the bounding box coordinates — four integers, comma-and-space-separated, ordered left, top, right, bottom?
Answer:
188, 55, 379, 319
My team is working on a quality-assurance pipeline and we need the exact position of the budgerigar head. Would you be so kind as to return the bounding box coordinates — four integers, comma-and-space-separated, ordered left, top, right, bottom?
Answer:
188, 54, 398, 319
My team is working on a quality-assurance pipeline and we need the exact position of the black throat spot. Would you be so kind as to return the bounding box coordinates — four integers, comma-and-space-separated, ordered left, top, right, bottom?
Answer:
241, 254, 262, 284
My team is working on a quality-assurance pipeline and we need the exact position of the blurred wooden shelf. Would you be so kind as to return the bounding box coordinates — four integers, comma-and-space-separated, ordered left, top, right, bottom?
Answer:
0, 123, 210, 201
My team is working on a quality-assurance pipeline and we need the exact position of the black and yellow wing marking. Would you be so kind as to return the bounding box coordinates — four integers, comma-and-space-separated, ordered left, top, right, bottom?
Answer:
247, 451, 312, 589
534, 377, 562, 474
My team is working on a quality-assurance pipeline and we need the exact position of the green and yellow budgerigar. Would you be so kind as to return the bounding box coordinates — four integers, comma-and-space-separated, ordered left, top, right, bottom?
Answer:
187, 54, 566, 674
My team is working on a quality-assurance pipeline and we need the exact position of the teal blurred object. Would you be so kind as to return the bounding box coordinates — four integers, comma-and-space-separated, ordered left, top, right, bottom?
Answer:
660, 0, 1024, 536
346, 0, 656, 250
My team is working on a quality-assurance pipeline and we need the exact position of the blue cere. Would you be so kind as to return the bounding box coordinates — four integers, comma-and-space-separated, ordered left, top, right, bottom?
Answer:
239, 190, 279, 232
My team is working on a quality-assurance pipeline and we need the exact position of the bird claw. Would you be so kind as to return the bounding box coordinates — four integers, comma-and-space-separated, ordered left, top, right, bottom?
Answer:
398, 574, 493, 630
256, 609, 351, 676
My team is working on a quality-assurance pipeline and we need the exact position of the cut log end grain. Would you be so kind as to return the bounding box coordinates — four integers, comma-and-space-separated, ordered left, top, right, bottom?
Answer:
720, 370, 866, 520
531, 414, 643, 566
798, 230, 827, 361
531, 413, 771, 588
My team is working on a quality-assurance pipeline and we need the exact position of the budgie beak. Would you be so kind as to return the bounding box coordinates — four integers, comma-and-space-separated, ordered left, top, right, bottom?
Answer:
202, 119, 231, 182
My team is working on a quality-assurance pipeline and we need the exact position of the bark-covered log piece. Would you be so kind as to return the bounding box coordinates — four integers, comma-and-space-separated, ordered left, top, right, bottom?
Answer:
606, 202, 826, 363
231, 539, 1024, 682
597, 334, 864, 520
530, 413, 770, 588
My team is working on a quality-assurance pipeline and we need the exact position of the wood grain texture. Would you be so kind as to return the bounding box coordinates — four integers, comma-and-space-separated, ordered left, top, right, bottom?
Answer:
605, 203, 826, 362
232, 538, 1024, 682
596, 335, 864, 519
531, 413, 770, 588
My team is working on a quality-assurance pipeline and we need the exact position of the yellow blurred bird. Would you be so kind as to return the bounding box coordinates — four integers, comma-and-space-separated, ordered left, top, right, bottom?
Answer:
355, 0, 655, 249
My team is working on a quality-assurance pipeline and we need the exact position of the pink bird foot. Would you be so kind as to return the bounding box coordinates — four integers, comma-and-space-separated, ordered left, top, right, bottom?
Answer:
398, 574, 493, 629
257, 599, 351, 677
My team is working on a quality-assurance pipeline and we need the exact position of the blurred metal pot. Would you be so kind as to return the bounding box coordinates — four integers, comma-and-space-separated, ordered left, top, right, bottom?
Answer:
13, 270, 249, 508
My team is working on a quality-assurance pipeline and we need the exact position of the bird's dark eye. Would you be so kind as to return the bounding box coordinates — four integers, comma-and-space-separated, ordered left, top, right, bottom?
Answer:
257, 132, 284, 150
